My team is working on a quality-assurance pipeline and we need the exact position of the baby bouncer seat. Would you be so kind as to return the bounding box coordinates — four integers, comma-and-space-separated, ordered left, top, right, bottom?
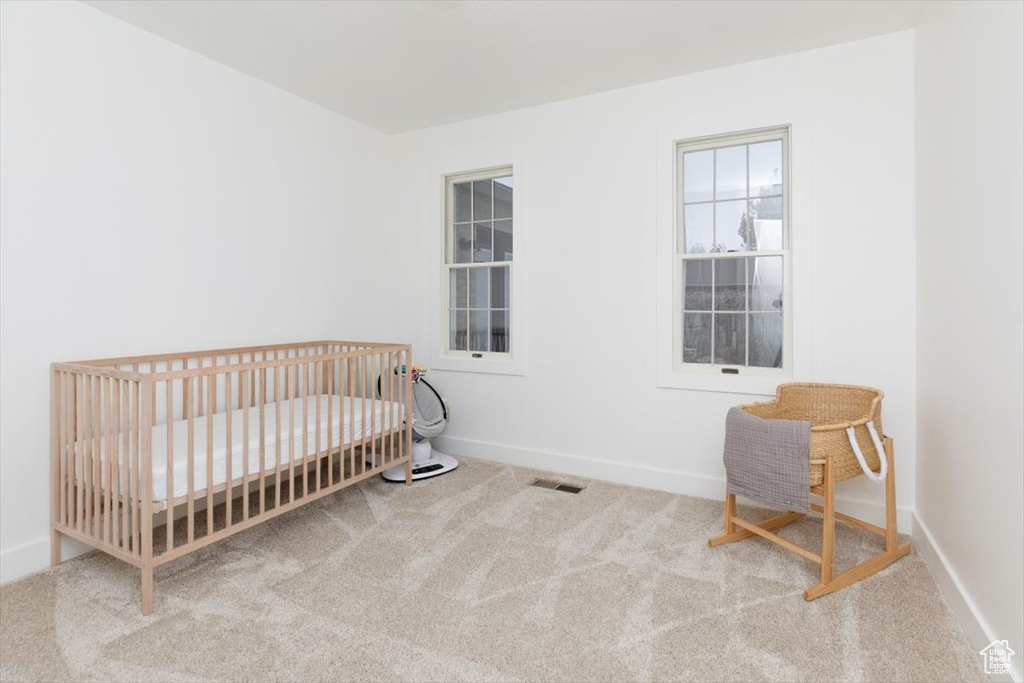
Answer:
708, 383, 911, 599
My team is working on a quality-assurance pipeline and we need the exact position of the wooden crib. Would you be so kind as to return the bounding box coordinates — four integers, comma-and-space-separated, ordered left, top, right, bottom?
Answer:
50, 341, 414, 614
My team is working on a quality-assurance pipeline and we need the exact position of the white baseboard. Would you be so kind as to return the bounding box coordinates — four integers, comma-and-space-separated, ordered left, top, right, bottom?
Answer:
0, 534, 94, 585
433, 435, 914, 533
913, 513, 1021, 683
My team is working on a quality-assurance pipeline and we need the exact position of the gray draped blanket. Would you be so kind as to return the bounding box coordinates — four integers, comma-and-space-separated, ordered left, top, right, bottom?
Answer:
723, 407, 810, 513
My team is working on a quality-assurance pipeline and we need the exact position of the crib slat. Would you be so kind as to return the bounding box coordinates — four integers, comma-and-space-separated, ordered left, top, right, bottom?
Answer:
405, 350, 413, 478
121, 380, 130, 550
360, 356, 368, 475
206, 375, 214, 535
288, 365, 296, 503
259, 366, 267, 515
389, 351, 396, 466
326, 361, 334, 487
348, 357, 355, 477
315, 362, 322, 492
186, 376, 195, 544
196, 357, 204, 415
225, 372, 233, 528
166, 380, 174, 552
111, 379, 121, 549
131, 380, 140, 555
371, 355, 378, 469
301, 359, 309, 498
242, 369, 251, 521
103, 376, 112, 544
93, 376, 102, 538
81, 374, 92, 535
275, 364, 282, 509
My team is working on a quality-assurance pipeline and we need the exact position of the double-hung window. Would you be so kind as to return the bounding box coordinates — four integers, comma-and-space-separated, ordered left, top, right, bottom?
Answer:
444, 168, 514, 359
676, 127, 789, 374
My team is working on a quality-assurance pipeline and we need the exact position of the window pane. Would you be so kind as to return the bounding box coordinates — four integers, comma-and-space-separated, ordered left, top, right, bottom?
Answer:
682, 260, 712, 311
493, 219, 513, 260
683, 312, 712, 364
473, 180, 492, 221
714, 258, 746, 312
714, 313, 746, 365
470, 310, 489, 352
470, 267, 488, 308
474, 222, 492, 262
491, 265, 509, 308
455, 223, 472, 263
683, 150, 713, 203
749, 256, 783, 312
715, 145, 746, 200
715, 199, 748, 252
684, 203, 713, 254
749, 313, 783, 368
748, 197, 783, 251
454, 182, 472, 223
451, 310, 467, 351
450, 268, 468, 309
494, 176, 513, 219
749, 140, 783, 197
491, 310, 509, 353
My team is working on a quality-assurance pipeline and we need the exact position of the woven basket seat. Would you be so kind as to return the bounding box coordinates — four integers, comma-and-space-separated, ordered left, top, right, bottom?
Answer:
739, 383, 884, 486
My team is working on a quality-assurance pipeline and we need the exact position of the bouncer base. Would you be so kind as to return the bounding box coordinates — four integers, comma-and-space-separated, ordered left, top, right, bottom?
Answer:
381, 451, 459, 482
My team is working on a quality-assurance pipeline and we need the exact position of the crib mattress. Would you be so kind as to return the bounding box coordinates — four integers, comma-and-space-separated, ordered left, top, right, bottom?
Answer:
73, 395, 404, 502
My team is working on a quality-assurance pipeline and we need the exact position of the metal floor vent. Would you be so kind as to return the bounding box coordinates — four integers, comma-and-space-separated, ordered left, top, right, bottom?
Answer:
530, 478, 584, 494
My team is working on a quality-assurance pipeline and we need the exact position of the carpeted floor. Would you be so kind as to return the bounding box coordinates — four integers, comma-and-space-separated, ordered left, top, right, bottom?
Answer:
0, 458, 985, 682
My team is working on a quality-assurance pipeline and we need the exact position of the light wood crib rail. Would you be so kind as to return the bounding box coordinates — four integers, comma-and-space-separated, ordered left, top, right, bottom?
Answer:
50, 341, 414, 614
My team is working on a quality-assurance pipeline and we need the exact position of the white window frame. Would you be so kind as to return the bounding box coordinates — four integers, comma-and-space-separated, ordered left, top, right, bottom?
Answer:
657, 120, 811, 395
433, 164, 526, 376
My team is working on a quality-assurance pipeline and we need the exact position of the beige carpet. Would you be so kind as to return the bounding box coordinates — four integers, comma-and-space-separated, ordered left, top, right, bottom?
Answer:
0, 458, 984, 682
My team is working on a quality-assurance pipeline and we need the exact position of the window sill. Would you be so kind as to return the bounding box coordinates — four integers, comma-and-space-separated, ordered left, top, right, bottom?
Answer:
432, 354, 526, 377
657, 369, 785, 396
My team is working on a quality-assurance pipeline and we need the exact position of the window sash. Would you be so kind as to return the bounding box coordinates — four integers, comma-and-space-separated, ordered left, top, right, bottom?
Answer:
444, 167, 513, 359
674, 127, 789, 374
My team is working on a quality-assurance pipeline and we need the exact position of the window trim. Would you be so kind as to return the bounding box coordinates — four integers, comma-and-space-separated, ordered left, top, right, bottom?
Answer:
656, 117, 812, 396
432, 164, 526, 377
673, 126, 792, 378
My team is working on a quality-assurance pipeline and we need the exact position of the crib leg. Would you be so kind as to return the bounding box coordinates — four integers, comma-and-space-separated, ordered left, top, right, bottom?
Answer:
405, 457, 413, 486
50, 528, 62, 566
141, 564, 154, 616
819, 456, 835, 585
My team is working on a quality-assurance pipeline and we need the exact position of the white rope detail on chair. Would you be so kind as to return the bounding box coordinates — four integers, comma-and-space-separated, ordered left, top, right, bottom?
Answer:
846, 421, 888, 483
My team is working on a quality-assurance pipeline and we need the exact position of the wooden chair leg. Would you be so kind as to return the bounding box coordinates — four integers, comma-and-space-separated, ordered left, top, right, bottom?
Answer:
819, 456, 835, 585
884, 437, 898, 552
724, 492, 736, 534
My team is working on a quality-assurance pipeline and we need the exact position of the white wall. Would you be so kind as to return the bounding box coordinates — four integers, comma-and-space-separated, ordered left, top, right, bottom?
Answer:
915, 0, 1024, 676
0, 0, 393, 580
392, 33, 918, 526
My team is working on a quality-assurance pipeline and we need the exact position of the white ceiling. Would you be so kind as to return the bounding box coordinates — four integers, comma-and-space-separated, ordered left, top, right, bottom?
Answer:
84, 0, 922, 134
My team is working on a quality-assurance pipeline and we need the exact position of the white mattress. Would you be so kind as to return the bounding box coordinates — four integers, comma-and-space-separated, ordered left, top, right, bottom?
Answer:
75, 395, 404, 502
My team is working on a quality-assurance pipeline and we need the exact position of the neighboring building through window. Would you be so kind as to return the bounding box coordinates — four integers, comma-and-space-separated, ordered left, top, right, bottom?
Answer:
676, 127, 789, 373
445, 168, 513, 358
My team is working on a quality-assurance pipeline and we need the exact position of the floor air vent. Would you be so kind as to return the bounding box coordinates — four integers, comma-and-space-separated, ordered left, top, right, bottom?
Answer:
530, 478, 584, 494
